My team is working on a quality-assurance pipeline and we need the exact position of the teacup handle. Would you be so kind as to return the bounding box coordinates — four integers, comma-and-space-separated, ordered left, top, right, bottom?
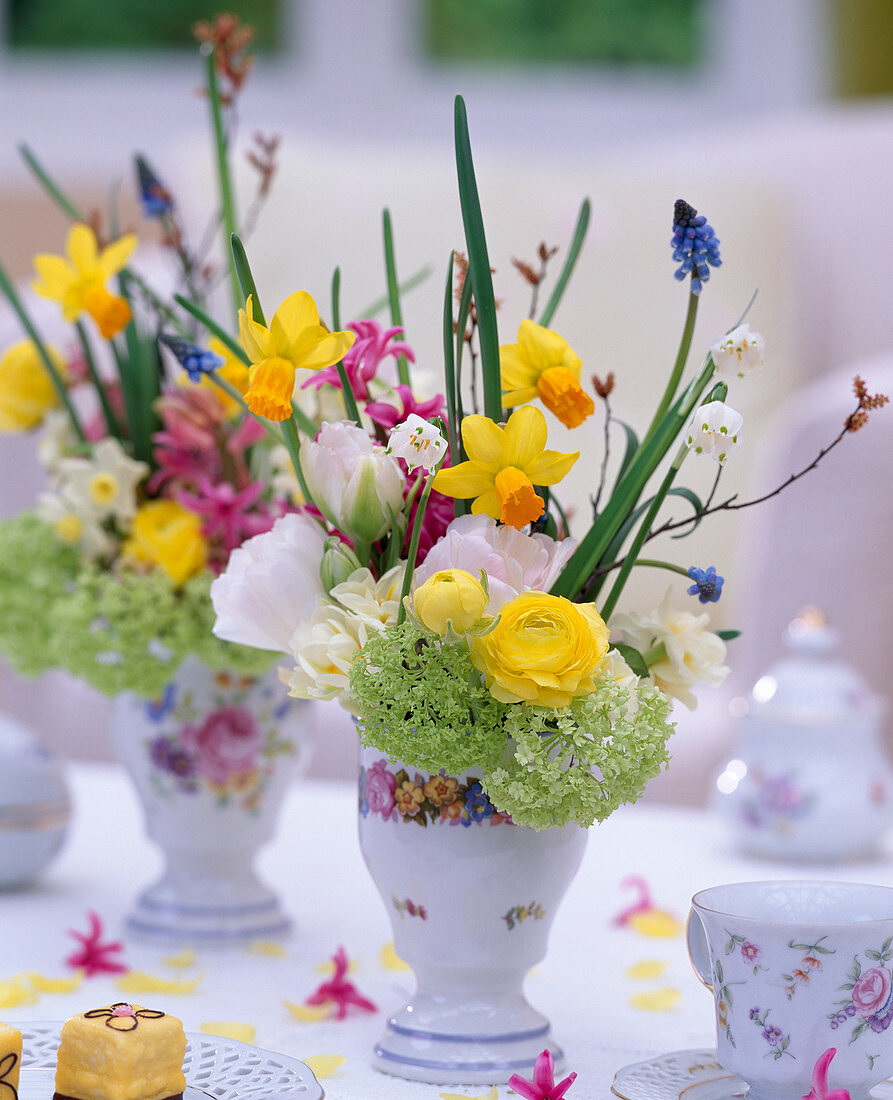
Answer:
686, 908, 713, 989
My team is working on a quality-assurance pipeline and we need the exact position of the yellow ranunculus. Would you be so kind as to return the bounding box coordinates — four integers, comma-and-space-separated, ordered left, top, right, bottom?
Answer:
0, 340, 67, 431
413, 569, 488, 635
470, 591, 610, 707
122, 499, 207, 587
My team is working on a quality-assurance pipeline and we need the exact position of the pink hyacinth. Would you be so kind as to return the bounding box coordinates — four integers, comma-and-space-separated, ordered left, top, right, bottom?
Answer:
176, 477, 275, 562
66, 910, 128, 977
304, 946, 377, 1020
509, 1050, 577, 1100
365, 384, 445, 433
148, 388, 227, 493
302, 319, 414, 402
802, 1049, 851, 1100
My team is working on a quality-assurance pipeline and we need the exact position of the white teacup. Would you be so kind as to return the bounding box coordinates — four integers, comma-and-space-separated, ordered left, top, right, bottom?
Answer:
688, 881, 893, 1100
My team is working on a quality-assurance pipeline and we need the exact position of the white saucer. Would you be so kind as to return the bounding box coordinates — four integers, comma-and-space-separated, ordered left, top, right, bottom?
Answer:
612, 1049, 893, 1100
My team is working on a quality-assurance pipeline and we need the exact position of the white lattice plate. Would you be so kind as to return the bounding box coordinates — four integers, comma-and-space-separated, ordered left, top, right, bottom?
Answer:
612, 1049, 893, 1100
17, 1022, 323, 1100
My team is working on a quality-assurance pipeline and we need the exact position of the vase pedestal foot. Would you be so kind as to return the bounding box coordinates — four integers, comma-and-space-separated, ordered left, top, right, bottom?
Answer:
124, 870, 291, 944
371, 989, 562, 1084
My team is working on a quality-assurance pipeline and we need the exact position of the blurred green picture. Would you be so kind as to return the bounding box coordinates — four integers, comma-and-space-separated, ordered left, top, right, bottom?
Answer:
427, 0, 700, 67
7, 0, 278, 50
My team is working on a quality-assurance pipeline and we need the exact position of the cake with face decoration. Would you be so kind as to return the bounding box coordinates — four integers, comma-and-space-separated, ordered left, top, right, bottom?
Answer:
53, 1003, 187, 1100
0, 1021, 22, 1100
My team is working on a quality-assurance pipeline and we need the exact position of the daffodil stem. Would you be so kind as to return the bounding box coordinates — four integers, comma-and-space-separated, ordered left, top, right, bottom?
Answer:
336, 363, 363, 429
204, 371, 286, 447
643, 287, 699, 445
538, 197, 591, 328
281, 416, 314, 510
331, 267, 342, 330
599, 450, 688, 621
18, 143, 83, 220
382, 209, 412, 387
0, 259, 86, 444
204, 46, 242, 323
230, 234, 263, 324
396, 473, 437, 626
75, 320, 118, 438
358, 266, 433, 319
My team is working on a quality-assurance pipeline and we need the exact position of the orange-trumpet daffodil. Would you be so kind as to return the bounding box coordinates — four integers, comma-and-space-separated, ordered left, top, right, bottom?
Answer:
32, 224, 137, 339
431, 406, 578, 530
500, 318, 594, 429
239, 291, 355, 421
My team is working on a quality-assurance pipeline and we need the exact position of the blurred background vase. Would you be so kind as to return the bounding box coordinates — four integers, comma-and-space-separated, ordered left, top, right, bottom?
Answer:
357, 744, 587, 1084
111, 654, 310, 943
714, 607, 890, 861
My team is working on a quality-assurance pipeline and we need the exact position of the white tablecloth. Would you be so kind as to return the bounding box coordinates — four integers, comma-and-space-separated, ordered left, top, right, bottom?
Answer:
3, 765, 893, 1099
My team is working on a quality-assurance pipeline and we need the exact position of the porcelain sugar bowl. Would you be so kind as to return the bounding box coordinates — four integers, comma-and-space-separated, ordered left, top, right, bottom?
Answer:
0, 712, 70, 887
714, 607, 890, 861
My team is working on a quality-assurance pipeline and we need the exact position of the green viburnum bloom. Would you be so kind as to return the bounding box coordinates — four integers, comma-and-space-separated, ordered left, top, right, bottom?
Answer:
350, 619, 508, 776
483, 681, 675, 830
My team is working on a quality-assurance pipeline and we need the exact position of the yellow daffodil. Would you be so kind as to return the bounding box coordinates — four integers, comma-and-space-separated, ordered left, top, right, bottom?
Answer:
0, 339, 67, 431
32, 223, 137, 339
431, 406, 578, 530
501, 318, 594, 429
239, 291, 355, 421
122, 499, 207, 586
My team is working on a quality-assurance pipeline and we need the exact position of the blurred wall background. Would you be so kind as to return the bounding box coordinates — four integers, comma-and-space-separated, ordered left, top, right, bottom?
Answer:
0, 0, 890, 801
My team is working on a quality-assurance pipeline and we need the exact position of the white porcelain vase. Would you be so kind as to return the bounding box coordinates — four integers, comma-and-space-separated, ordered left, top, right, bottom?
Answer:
111, 655, 310, 944
357, 744, 588, 1084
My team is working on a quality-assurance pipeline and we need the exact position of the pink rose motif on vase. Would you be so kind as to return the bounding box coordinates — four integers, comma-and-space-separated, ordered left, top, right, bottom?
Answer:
853, 968, 893, 1031
364, 759, 397, 820
180, 706, 264, 786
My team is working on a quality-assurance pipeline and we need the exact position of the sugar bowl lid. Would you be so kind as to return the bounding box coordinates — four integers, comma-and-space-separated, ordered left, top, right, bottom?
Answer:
747, 607, 883, 726
0, 711, 70, 823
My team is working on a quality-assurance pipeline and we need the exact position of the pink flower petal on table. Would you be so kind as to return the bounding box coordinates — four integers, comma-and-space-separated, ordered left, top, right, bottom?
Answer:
509, 1049, 578, 1099
302, 947, 376, 1020
803, 1048, 851, 1100
65, 911, 128, 977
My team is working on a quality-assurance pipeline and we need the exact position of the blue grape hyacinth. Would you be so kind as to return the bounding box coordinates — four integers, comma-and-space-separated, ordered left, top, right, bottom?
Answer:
160, 335, 225, 382
672, 199, 721, 294
136, 155, 174, 218
687, 565, 724, 603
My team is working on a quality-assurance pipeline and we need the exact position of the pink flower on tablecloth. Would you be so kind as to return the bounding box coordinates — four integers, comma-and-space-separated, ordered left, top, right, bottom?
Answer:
365, 759, 397, 818
304, 945, 377, 1020
509, 1049, 577, 1100
802, 1048, 851, 1100
65, 910, 128, 977
179, 706, 264, 785
852, 967, 892, 1018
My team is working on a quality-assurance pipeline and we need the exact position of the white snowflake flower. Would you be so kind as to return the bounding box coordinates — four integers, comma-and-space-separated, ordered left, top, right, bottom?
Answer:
711, 324, 765, 381
686, 400, 743, 465
386, 413, 448, 473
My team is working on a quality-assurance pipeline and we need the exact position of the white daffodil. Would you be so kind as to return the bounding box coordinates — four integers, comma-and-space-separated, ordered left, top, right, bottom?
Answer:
300, 421, 405, 546
611, 589, 729, 709
686, 400, 743, 465
57, 437, 148, 522
386, 413, 448, 473
36, 490, 115, 559
287, 565, 405, 712
711, 324, 765, 381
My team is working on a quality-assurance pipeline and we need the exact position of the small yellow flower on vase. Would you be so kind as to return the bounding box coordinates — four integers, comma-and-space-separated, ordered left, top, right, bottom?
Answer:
500, 318, 594, 428
0, 339, 67, 431
431, 406, 578, 530
239, 291, 355, 421
122, 499, 208, 586
32, 223, 137, 339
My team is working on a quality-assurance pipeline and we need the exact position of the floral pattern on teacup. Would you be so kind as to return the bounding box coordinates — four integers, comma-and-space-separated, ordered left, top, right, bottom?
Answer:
392, 895, 427, 920
358, 758, 513, 826
713, 958, 743, 1048
145, 678, 295, 812
724, 930, 768, 976
749, 1007, 795, 1060
829, 939, 893, 1042
503, 901, 546, 930
783, 936, 836, 1000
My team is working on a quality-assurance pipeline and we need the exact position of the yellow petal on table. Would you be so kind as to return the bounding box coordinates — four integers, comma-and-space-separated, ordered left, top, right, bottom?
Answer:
440, 1088, 499, 1100
379, 942, 410, 971
628, 910, 683, 938
303, 1055, 346, 1079
248, 940, 287, 957
25, 970, 84, 992
625, 959, 669, 980
116, 971, 201, 994
200, 1022, 256, 1044
162, 950, 197, 969
284, 999, 332, 1023
629, 987, 681, 1012
0, 978, 38, 1008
